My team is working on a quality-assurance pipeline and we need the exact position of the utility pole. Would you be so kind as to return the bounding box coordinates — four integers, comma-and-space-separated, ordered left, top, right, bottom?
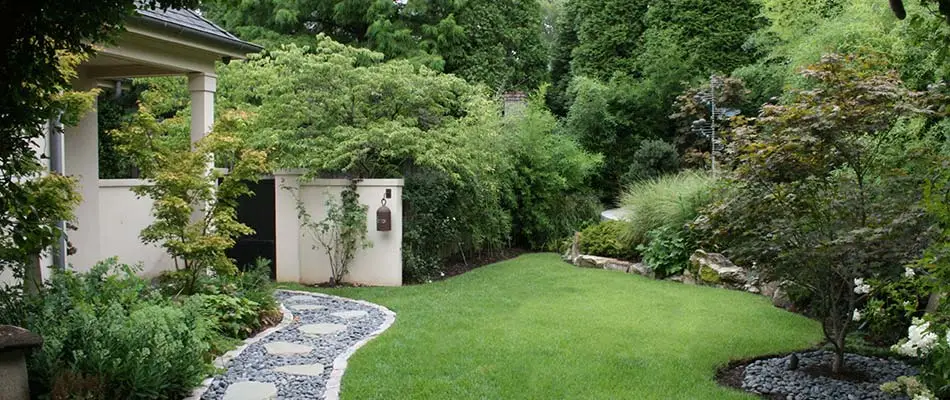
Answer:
710, 75, 717, 173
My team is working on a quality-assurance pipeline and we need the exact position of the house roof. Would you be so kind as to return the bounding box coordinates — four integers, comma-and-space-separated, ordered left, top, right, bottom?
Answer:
134, 7, 262, 56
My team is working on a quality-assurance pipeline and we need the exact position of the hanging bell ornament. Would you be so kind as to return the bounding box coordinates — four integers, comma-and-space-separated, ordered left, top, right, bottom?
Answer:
376, 198, 392, 232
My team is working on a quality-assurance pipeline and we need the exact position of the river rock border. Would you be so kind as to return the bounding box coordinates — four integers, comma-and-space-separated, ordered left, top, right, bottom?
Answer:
280, 289, 397, 400
184, 289, 396, 400
184, 302, 295, 400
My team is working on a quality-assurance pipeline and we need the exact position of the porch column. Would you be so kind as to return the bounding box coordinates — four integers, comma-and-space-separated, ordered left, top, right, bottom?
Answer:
64, 79, 100, 271
188, 72, 216, 146
188, 72, 216, 221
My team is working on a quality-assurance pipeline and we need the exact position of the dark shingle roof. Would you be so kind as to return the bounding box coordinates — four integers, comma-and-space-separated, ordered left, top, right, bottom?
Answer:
134, 7, 262, 54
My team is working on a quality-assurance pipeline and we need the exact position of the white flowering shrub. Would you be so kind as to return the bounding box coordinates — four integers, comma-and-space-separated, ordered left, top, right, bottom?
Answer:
892, 319, 941, 357
860, 270, 935, 345
883, 316, 950, 398
881, 376, 937, 400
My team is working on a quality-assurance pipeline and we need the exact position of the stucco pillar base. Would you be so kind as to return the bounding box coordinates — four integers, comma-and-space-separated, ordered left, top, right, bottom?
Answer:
0, 326, 43, 400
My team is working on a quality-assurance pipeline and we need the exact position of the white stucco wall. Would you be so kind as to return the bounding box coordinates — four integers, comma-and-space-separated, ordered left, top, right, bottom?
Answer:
275, 175, 403, 286
97, 179, 174, 277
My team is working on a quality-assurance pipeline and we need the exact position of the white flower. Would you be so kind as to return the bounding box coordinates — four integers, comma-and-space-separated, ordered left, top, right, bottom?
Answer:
854, 278, 871, 295
894, 319, 939, 357
852, 309, 863, 322
913, 394, 936, 400
905, 267, 916, 278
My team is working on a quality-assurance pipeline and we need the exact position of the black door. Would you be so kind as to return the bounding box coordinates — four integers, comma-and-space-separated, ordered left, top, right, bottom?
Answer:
227, 179, 276, 278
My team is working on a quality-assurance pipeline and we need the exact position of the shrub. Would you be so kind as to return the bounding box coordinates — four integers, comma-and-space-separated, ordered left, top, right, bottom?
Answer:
620, 139, 679, 186
157, 258, 279, 335
296, 180, 371, 286
191, 294, 260, 339
579, 221, 634, 259
232, 258, 278, 313
638, 226, 695, 278
402, 167, 512, 282
859, 271, 932, 346
4, 260, 216, 399
501, 99, 602, 250
111, 112, 271, 294
619, 170, 716, 248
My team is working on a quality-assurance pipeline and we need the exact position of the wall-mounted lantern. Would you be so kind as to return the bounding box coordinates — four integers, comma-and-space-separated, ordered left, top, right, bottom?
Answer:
376, 189, 392, 231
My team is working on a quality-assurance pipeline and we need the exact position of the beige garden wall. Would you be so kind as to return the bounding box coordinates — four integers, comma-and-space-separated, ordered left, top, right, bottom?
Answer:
275, 173, 403, 287
97, 179, 173, 277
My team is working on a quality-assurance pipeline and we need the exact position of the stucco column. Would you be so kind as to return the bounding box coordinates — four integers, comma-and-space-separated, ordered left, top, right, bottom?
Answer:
188, 72, 216, 145
64, 79, 99, 271
188, 72, 216, 222
274, 172, 302, 283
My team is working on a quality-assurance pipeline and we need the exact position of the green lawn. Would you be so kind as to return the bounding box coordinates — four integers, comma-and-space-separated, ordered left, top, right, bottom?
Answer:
281, 253, 821, 399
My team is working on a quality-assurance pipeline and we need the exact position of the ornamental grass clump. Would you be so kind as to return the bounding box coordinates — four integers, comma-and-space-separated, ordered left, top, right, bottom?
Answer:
619, 170, 716, 249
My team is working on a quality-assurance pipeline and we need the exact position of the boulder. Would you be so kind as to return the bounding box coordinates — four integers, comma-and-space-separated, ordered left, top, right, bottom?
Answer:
629, 262, 655, 279
667, 270, 697, 285
689, 250, 748, 285
771, 287, 793, 310
562, 232, 581, 263
574, 255, 654, 279
575, 255, 628, 271
760, 281, 780, 299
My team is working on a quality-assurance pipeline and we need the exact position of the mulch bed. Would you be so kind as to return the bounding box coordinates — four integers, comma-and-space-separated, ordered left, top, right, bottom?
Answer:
715, 350, 807, 400
437, 248, 530, 281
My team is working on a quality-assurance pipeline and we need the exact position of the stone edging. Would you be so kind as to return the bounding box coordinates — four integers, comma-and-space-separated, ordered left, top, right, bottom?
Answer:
277, 289, 397, 400
183, 301, 295, 400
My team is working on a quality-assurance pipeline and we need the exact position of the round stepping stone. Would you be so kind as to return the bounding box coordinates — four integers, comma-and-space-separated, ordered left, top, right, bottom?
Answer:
264, 341, 313, 356
299, 323, 347, 336
223, 381, 278, 400
331, 310, 368, 320
273, 363, 326, 376
286, 295, 321, 302
289, 304, 326, 311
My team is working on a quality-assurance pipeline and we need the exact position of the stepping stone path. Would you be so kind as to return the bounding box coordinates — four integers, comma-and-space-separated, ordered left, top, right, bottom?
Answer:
223, 382, 278, 400
331, 310, 367, 320
264, 341, 313, 356
299, 323, 347, 336
273, 363, 325, 376
197, 290, 395, 400
289, 304, 326, 311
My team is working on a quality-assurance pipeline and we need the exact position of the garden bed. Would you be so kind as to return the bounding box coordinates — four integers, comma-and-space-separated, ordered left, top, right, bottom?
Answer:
716, 350, 917, 400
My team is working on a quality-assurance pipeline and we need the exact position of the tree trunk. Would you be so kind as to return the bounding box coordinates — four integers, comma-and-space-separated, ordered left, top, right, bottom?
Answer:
832, 335, 846, 375
23, 255, 42, 294
926, 292, 943, 313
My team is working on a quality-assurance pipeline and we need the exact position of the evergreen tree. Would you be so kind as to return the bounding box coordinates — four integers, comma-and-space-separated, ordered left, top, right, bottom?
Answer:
203, 0, 547, 92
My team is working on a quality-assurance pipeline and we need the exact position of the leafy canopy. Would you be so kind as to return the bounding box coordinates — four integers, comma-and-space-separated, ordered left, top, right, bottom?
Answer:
700, 54, 944, 373
204, 0, 547, 92
221, 36, 505, 181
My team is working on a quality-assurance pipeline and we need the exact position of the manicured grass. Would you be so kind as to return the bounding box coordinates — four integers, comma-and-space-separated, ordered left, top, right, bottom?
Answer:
280, 253, 821, 399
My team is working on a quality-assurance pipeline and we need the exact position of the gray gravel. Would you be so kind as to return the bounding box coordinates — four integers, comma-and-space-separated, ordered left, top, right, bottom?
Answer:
200, 290, 388, 400
742, 350, 917, 400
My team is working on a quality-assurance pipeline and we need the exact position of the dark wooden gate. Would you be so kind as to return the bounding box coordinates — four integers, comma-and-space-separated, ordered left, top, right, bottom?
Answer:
227, 179, 276, 278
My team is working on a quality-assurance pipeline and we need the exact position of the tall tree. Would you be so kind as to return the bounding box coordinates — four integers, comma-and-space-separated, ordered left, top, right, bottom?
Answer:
203, 0, 547, 92
550, 0, 762, 200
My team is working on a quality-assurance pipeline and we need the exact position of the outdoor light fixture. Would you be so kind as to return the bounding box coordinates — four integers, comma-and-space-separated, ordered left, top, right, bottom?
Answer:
376, 189, 392, 232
